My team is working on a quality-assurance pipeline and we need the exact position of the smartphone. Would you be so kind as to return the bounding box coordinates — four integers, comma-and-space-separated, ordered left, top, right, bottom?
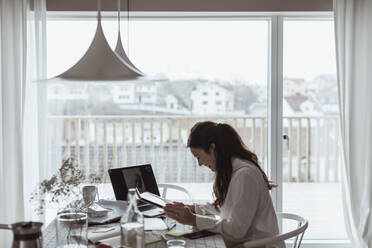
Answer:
183, 230, 216, 239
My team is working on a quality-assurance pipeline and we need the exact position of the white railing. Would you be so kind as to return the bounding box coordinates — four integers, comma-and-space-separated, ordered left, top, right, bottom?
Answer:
47, 115, 341, 183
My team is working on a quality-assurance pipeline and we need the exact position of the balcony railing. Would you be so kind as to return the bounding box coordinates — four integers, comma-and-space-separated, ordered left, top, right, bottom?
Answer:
47, 115, 341, 183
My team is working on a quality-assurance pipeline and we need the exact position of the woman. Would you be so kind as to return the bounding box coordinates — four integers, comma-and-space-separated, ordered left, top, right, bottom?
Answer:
164, 121, 284, 248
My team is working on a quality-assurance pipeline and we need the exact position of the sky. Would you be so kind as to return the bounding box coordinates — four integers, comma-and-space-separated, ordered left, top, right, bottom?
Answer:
47, 19, 336, 84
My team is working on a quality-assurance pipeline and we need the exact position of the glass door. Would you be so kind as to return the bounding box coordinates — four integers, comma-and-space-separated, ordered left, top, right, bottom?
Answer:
46, 16, 271, 201
281, 18, 346, 240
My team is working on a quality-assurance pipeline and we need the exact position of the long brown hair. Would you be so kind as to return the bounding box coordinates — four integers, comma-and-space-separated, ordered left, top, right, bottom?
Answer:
187, 121, 276, 209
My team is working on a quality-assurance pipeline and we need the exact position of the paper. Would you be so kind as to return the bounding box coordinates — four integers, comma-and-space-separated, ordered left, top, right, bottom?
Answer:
88, 225, 121, 242
166, 230, 193, 237
144, 217, 167, 231
88, 203, 110, 217
94, 232, 162, 246
88, 200, 127, 225
88, 218, 166, 242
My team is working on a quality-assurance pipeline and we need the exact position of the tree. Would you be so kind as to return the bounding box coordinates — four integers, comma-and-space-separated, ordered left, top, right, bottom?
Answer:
233, 85, 258, 113
158, 79, 198, 110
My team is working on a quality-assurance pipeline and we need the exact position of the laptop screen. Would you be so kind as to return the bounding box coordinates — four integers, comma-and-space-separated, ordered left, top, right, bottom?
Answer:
108, 164, 160, 201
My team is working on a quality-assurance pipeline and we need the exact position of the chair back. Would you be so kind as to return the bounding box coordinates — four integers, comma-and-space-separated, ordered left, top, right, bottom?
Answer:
157, 183, 193, 200
243, 213, 308, 248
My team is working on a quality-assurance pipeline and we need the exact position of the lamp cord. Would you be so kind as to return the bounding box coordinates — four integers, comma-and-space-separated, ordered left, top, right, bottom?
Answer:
97, 0, 101, 22
127, 0, 130, 56
117, 0, 120, 32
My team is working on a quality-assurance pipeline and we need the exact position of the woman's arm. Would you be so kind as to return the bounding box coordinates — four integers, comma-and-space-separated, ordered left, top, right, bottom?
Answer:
165, 201, 218, 215
166, 202, 195, 212
164, 202, 220, 227
194, 202, 219, 216
195, 171, 261, 240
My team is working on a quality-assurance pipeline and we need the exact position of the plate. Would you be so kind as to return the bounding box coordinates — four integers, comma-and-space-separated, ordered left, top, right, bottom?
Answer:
88, 200, 127, 225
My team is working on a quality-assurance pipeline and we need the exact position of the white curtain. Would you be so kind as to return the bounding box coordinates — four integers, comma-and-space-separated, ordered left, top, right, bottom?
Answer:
0, 0, 27, 245
23, 0, 47, 221
0, 0, 46, 245
334, 0, 372, 247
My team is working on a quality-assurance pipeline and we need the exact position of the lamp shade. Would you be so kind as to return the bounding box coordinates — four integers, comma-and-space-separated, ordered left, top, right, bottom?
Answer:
40, 7, 144, 83
56, 12, 143, 81
39, 0, 166, 83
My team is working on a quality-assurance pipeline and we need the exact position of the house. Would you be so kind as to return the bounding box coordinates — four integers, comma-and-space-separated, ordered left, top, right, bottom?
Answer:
134, 81, 158, 105
249, 92, 323, 116
164, 94, 179, 110
283, 92, 323, 116
190, 83, 234, 114
48, 84, 88, 100
111, 83, 136, 104
112, 81, 157, 105
283, 77, 307, 95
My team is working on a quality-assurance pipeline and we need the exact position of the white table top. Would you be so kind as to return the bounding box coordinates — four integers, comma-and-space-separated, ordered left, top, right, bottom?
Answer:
42, 206, 226, 248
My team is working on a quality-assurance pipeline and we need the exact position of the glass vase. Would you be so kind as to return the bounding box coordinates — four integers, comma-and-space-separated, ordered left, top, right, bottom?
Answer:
56, 208, 88, 248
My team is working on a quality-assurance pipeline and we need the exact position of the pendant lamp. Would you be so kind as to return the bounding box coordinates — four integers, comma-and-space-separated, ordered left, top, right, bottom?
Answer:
43, 0, 144, 82
114, 0, 142, 73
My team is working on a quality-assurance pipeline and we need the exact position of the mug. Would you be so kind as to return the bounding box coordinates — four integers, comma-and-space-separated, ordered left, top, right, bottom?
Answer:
167, 239, 186, 248
82, 185, 99, 207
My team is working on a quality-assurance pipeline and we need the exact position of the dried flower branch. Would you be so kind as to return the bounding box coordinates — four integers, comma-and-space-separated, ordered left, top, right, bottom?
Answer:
30, 158, 102, 215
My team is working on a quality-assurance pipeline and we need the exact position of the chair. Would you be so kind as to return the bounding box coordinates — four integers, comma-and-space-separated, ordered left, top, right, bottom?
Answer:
243, 213, 308, 248
157, 183, 193, 200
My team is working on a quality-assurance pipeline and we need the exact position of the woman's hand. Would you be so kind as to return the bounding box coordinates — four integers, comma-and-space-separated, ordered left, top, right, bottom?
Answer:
165, 202, 195, 213
164, 202, 196, 227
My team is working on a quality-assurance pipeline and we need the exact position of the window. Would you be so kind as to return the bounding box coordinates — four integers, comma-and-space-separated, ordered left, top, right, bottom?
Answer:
47, 17, 269, 182
281, 19, 345, 240
46, 14, 346, 244
71, 89, 82, 94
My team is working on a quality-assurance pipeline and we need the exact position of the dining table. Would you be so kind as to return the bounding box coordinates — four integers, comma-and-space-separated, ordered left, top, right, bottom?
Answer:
42, 217, 226, 248
42, 183, 226, 247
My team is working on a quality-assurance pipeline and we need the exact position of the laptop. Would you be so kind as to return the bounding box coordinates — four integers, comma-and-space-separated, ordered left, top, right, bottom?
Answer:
108, 164, 164, 217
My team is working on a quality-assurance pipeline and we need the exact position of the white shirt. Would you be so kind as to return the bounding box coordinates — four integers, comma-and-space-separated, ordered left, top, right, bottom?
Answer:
194, 158, 285, 248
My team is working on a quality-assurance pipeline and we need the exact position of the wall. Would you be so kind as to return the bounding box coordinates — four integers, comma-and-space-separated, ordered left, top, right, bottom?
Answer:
46, 0, 332, 11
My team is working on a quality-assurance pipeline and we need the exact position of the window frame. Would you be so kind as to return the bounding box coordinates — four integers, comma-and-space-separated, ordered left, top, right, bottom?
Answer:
45, 11, 351, 247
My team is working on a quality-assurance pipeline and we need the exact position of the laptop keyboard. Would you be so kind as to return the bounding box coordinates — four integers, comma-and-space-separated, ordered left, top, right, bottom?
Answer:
138, 202, 157, 211
138, 200, 165, 217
